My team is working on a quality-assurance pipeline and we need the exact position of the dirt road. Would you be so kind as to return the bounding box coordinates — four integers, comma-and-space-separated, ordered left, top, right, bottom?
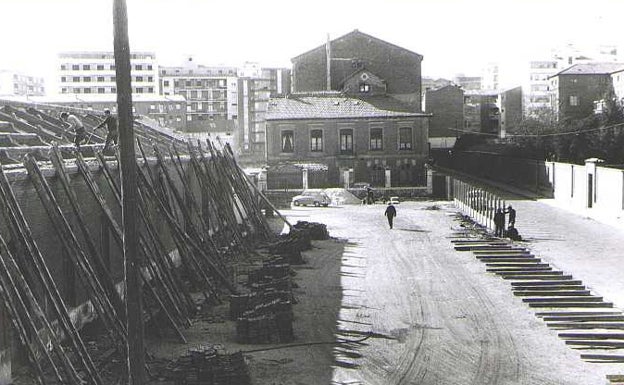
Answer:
280, 201, 617, 385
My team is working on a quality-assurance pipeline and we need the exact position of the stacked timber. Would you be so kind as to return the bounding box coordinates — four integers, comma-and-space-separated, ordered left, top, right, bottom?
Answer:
168, 346, 250, 385
293, 221, 329, 240
232, 258, 296, 343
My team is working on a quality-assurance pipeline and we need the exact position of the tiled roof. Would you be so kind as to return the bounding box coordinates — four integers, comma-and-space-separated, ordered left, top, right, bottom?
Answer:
554, 62, 624, 76
266, 94, 428, 121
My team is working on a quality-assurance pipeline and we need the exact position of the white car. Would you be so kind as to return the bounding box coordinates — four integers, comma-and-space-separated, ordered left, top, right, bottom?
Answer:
291, 190, 330, 207
389, 196, 400, 204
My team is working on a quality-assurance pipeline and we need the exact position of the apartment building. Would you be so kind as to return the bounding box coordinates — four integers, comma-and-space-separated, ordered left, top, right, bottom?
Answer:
58, 51, 159, 95
0, 70, 45, 96
159, 59, 237, 131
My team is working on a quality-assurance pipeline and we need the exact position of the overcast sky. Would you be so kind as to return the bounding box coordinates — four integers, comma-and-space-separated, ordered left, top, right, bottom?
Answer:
2, 0, 623, 91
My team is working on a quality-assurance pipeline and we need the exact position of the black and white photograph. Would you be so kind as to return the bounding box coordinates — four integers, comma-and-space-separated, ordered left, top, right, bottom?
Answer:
1, 0, 624, 384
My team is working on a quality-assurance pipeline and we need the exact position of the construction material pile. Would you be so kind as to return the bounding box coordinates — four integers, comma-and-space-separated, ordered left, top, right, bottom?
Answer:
232, 258, 296, 344
268, 229, 312, 264
293, 221, 329, 240
166, 345, 250, 385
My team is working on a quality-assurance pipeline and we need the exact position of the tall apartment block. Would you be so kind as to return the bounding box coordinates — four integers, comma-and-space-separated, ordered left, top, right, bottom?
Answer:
57, 51, 159, 95
0, 70, 45, 96
159, 59, 238, 131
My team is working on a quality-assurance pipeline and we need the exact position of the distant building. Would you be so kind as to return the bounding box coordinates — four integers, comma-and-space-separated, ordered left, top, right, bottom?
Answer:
160, 59, 237, 131
454, 75, 482, 91
266, 92, 430, 188
481, 63, 499, 91
549, 62, 624, 121
424, 84, 463, 148
463, 90, 499, 135
499, 86, 523, 137
0, 70, 45, 96
58, 51, 159, 96
524, 43, 619, 118
291, 29, 424, 111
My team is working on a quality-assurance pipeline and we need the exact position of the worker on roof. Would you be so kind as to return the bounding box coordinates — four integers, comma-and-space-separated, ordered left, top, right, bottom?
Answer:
94, 108, 118, 153
60, 111, 87, 148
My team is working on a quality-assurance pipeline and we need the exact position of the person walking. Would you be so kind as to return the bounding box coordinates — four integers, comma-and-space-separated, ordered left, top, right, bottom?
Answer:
60, 111, 87, 148
505, 205, 516, 227
94, 109, 118, 153
384, 203, 397, 229
494, 208, 505, 237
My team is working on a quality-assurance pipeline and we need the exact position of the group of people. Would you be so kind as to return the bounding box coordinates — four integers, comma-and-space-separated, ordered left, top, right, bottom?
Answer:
494, 205, 518, 239
59, 109, 118, 152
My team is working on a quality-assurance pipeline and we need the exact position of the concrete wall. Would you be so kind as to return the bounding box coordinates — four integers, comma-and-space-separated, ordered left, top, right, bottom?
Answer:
425, 85, 464, 139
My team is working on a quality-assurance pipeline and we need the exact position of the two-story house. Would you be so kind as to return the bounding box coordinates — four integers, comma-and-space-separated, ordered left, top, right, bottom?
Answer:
266, 91, 429, 188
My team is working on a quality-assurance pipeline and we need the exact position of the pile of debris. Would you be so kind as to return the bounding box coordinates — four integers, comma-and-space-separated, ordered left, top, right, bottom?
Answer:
268, 229, 312, 264
164, 345, 250, 385
231, 257, 296, 344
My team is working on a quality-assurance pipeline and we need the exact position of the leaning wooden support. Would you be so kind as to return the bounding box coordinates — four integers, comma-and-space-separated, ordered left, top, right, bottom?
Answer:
73, 152, 188, 342
50, 146, 126, 322
24, 155, 127, 346
0, 163, 103, 385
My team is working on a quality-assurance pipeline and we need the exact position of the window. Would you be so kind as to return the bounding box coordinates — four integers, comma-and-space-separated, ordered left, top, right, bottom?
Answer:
147, 65, 153, 70
110, 65, 116, 70
163, 80, 170, 87
147, 76, 153, 82
340, 129, 353, 154
399, 127, 412, 150
281, 130, 294, 152
97, 77, 105, 82
185, 80, 192, 87
370, 128, 383, 150
83, 76, 91, 82
73, 76, 80, 82
136, 87, 143, 93
97, 65, 104, 70
61, 76, 66, 82
98, 87, 105, 94
72, 65, 80, 70
83, 88, 91, 94
83, 64, 90, 70
111, 76, 116, 82
136, 76, 143, 82
147, 87, 154, 93
310, 129, 323, 152
190, 90, 198, 99
135, 64, 143, 71
570, 95, 579, 106
360, 83, 370, 93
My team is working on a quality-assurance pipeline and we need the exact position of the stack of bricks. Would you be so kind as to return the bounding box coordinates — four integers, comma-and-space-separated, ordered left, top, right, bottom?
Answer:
231, 258, 296, 344
169, 346, 250, 385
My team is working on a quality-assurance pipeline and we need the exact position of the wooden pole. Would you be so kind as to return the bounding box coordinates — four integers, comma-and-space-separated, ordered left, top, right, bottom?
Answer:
113, 0, 144, 382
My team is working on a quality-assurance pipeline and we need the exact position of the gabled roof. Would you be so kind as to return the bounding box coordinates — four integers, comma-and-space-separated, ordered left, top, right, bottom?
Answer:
291, 29, 423, 62
266, 93, 429, 121
551, 62, 624, 77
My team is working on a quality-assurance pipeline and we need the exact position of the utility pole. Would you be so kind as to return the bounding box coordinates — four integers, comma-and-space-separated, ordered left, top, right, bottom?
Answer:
113, 0, 144, 383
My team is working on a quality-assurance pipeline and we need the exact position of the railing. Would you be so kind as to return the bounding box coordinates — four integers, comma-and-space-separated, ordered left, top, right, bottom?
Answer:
451, 178, 509, 232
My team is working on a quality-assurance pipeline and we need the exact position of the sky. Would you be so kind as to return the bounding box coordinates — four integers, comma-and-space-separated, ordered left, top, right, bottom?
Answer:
2, 0, 624, 93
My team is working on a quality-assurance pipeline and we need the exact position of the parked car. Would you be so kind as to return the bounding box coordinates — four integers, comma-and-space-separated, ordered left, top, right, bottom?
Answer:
389, 196, 400, 205
291, 190, 330, 207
